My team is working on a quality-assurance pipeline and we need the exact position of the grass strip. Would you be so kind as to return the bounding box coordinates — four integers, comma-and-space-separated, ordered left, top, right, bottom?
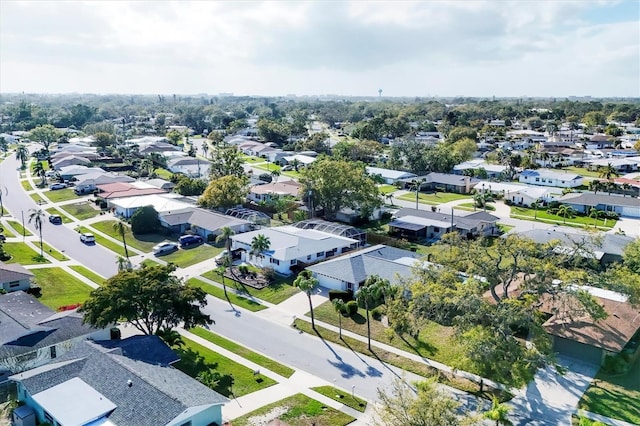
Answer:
0, 224, 15, 237
8, 220, 32, 236
69, 265, 106, 285
29, 193, 45, 204
311, 385, 367, 412
190, 326, 294, 378
187, 278, 266, 312
20, 180, 34, 192
76, 225, 128, 257
37, 241, 69, 261
44, 188, 78, 203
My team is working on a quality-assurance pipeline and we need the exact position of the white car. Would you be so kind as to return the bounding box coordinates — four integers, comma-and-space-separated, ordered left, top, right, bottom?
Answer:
152, 242, 178, 256
49, 183, 67, 190
80, 233, 96, 244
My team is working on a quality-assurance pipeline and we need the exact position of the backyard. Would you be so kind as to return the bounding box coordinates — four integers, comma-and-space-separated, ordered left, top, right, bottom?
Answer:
510, 206, 617, 229
31, 267, 94, 310
397, 191, 472, 205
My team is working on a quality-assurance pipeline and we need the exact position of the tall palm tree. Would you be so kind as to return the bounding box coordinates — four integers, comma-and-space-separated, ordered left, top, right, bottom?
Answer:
598, 163, 619, 181
589, 207, 599, 228
32, 161, 46, 186
271, 169, 281, 184
216, 264, 230, 301
531, 199, 542, 220
484, 397, 512, 426
215, 226, 235, 265
112, 220, 130, 260
250, 234, 270, 266
16, 144, 29, 169
0, 137, 8, 157
202, 142, 210, 158
621, 183, 632, 197
409, 178, 426, 210
557, 204, 576, 224
294, 270, 318, 330
332, 298, 345, 339
589, 180, 603, 195
291, 158, 301, 172
116, 256, 130, 272
28, 208, 45, 257
357, 275, 387, 351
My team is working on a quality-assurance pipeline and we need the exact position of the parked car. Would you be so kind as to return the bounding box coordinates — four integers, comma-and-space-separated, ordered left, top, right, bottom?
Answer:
74, 187, 94, 195
48, 215, 62, 225
49, 183, 67, 190
214, 250, 229, 265
281, 165, 293, 171
153, 242, 179, 255
178, 234, 203, 247
79, 233, 96, 244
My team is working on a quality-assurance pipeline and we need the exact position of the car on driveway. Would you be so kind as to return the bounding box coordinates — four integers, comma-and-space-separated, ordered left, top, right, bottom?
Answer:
49, 183, 67, 190
48, 214, 62, 225
153, 242, 179, 256
80, 233, 96, 244
178, 234, 203, 248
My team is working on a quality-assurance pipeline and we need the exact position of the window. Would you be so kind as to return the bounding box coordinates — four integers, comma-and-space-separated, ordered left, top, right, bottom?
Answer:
290, 260, 297, 265
307, 255, 311, 260
50, 345, 57, 359
433, 227, 440, 232
316, 251, 324, 257
535, 178, 540, 182
180, 422, 192, 426
9, 281, 20, 288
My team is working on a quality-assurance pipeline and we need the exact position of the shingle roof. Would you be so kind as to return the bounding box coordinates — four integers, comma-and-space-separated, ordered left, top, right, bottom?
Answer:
188, 208, 250, 231
394, 208, 498, 231
513, 228, 634, 259
11, 337, 227, 426
559, 192, 640, 208
0, 262, 33, 283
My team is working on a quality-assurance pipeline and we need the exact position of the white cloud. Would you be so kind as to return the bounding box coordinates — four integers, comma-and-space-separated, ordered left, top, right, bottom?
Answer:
0, 0, 637, 96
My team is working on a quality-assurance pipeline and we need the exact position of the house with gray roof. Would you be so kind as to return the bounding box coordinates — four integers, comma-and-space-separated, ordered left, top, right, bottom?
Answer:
307, 245, 420, 292
365, 166, 417, 184
519, 169, 584, 188
10, 336, 228, 426
397, 172, 480, 194
390, 208, 499, 242
0, 262, 33, 293
559, 192, 640, 218
0, 292, 110, 383
158, 207, 251, 238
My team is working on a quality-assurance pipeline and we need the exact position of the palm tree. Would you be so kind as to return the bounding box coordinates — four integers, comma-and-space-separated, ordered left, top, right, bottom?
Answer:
28, 208, 45, 257
32, 161, 46, 186
116, 256, 131, 272
557, 204, 576, 224
589, 180, 603, 195
271, 169, 281, 184
332, 299, 345, 339
484, 397, 512, 426
139, 158, 154, 177
531, 199, 542, 220
357, 275, 387, 351
201, 142, 210, 158
250, 234, 270, 266
157, 327, 185, 348
0, 137, 8, 157
216, 264, 230, 301
621, 183, 632, 197
112, 220, 130, 260
294, 270, 318, 330
409, 178, 426, 210
538, 151, 550, 168
291, 158, 301, 172
16, 144, 29, 169
215, 226, 235, 265
588, 207, 599, 228
598, 163, 619, 181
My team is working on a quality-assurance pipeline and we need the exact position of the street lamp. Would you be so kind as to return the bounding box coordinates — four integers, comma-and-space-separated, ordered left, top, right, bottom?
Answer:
351, 385, 355, 399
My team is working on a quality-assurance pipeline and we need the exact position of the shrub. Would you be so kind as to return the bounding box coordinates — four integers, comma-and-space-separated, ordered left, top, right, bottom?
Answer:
27, 284, 42, 297
345, 300, 358, 316
238, 265, 249, 275
206, 233, 216, 242
504, 199, 513, 206
329, 289, 353, 303
262, 267, 276, 282
371, 307, 385, 321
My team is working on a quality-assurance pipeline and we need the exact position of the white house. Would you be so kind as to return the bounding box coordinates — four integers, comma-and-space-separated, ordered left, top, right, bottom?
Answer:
365, 166, 417, 184
109, 193, 193, 218
167, 157, 211, 178
0, 263, 33, 293
230, 225, 361, 275
509, 186, 563, 207
519, 169, 584, 188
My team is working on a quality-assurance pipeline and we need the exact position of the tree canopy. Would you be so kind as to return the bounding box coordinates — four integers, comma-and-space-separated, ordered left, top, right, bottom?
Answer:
208, 145, 245, 179
130, 205, 160, 234
79, 264, 213, 335
199, 175, 248, 209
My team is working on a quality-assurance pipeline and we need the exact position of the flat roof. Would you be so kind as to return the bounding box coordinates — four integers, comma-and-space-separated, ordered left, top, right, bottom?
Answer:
32, 377, 116, 426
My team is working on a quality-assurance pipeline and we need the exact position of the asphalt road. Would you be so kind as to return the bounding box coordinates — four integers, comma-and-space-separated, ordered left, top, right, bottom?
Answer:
0, 151, 118, 277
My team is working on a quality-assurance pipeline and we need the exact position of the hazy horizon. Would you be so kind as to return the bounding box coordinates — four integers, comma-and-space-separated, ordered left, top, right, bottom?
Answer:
2, 1, 638, 98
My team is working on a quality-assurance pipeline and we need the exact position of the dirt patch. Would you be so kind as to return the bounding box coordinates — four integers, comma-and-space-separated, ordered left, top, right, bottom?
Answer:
247, 406, 289, 426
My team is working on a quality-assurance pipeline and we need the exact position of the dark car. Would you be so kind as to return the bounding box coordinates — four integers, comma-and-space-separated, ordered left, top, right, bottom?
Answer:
178, 234, 204, 247
48, 215, 62, 225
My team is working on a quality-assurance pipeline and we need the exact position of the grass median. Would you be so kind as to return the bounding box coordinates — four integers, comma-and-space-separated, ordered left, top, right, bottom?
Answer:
187, 278, 266, 312
7, 220, 32, 236
36, 241, 69, 261
76, 225, 128, 257
311, 385, 367, 412
69, 265, 106, 285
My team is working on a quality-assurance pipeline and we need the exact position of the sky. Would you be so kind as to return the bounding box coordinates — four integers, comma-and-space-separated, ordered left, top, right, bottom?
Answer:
1, 0, 638, 98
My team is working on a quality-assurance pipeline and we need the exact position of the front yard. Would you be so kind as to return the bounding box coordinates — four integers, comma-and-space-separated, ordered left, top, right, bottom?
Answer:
44, 188, 78, 203
31, 267, 94, 310
90, 220, 168, 252
59, 202, 101, 220
160, 244, 223, 267
187, 278, 266, 312
397, 191, 472, 205
201, 269, 300, 305
510, 206, 617, 230
3, 242, 49, 264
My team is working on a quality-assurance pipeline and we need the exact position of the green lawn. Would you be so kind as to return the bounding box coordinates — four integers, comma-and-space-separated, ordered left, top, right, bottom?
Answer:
154, 168, 173, 179
562, 166, 604, 178
190, 326, 295, 378
453, 202, 496, 212
69, 265, 106, 285
36, 241, 69, 261
241, 155, 265, 164
397, 192, 472, 205
31, 267, 94, 310
510, 206, 617, 230
20, 180, 34, 192
188, 278, 266, 312
311, 385, 368, 412
231, 393, 356, 426
45, 207, 72, 223
0, 223, 15, 238
91, 220, 169, 252
29, 193, 45, 204
44, 188, 78, 203
6, 220, 31, 236
497, 223, 514, 233
76, 226, 128, 257
252, 163, 281, 173
174, 337, 277, 398
202, 269, 300, 305
160, 244, 223, 268
3, 242, 50, 264
60, 202, 101, 220
378, 184, 398, 195
579, 357, 640, 424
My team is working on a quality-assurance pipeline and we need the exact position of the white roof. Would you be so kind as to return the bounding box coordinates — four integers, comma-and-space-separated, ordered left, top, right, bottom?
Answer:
474, 181, 528, 194
283, 154, 316, 165
513, 186, 562, 198
32, 378, 116, 426
366, 166, 417, 180
396, 215, 452, 229
109, 194, 191, 212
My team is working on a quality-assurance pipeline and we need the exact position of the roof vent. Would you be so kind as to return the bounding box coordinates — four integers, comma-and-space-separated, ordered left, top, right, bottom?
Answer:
127, 380, 133, 387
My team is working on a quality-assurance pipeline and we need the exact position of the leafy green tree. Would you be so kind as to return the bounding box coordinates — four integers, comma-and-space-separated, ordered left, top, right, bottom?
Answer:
207, 131, 224, 146
130, 205, 160, 234
28, 124, 59, 152
622, 238, 640, 275
294, 270, 319, 330
0, 137, 8, 157
208, 145, 245, 179
332, 298, 345, 339
112, 220, 130, 260
484, 397, 512, 425
199, 175, 248, 209
451, 137, 477, 161
79, 264, 212, 335
446, 126, 478, 143
166, 130, 184, 145
298, 157, 381, 220
16, 144, 29, 169
257, 118, 290, 145
95, 132, 115, 150
28, 208, 45, 257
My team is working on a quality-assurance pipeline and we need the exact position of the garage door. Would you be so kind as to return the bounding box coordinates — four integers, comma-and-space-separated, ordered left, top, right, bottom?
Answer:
553, 337, 603, 365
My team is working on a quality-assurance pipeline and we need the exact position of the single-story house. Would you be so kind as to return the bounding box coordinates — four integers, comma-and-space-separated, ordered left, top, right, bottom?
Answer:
559, 192, 640, 218
509, 186, 563, 207
109, 193, 192, 218
10, 335, 228, 426
583, 157, 640, 174
513, 228, 635, 266
307, 244, 420, 292
282, 154, 316, 168
0, 263, 33, 293
97, 182, 167, 202
50, 151, 101, 162
73, 173, 135, 194
542, 286, 640, 365
390, 208, 499, 241
397, 173, 479, 194
248, 181, 301, 203
52, 155, 91, 170
584, 134, 615, 150
167, 157, 211, 178
519, 169, 584, 188
57, 166, 106, 181
230, 225, 362, 275
159, 207, 252, 238
611, 177, 640, 197
0, 292, 110, 382
145, 178, 176, 191
366, 166, 417, 185
453, 160, 508, 178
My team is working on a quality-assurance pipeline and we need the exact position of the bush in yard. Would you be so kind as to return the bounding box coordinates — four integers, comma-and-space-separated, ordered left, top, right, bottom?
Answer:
131, 205, 160, 234
238, 265, 249, 275
346, 300, 358, 316
262, 267, 276, 282
371, 307, 384, 321
329, 289, 353, 303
